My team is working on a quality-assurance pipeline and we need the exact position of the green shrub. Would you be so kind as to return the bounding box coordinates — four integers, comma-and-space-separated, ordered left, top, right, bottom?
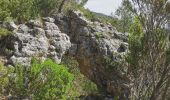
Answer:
0, 0, 36, 22
79, 8, 96, 21
0, 63, 8, 97
0, 0, 66, 22
62, 56, 98, 97
82, 79, 98, 94
10, 0, 36, 22
0, 28, 12, 37
95, 32, 104, 39
6, 59, 74, 99
64, 1, 97, 21
33, 0, 62, 16
0, 0, 11, 21
126, 17, 144, 76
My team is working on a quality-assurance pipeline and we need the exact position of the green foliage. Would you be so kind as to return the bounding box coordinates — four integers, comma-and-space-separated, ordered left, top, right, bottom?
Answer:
62, 0, 77, 13
126, 17, 144, 76
82, 79, 98, 94
6, 59, 74, 99
0, 28, 12, 37
0, 0, 37, 22
65, 2, 112, 23
79, 7, 96, 21
62, 56, 98, 97
0, 57, 99, 99
0, 0, 11, 21
62, 56, 80, 75
0, 0, 69, 22
95, 32, 104, 39
0, 63, 8, 97
68, 73, 98, 98
0, 0, 114, 26
33, 0, 61, 16
104, 53, 127, 76
9, 0, 36, 22
116, 0, 170, 96
115, 0, 133, 33
66, 3, 96, 21
104, 56, 120, 71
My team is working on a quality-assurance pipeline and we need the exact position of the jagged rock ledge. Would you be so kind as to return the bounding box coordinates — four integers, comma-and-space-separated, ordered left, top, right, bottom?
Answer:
0, 17, 71, 66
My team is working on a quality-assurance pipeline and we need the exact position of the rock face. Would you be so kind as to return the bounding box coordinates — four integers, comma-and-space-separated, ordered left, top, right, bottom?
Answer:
0, 17, 71, 66
0, 11, 129, 97
55, 10, 129, 97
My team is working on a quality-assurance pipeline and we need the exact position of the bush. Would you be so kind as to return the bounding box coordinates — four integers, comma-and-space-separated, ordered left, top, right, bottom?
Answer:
0, 0, 36, 22
6, 59, 74, 99
64, 1, 97, 21
126, 17, 144, 76
33, 0, 62, 16
0, 55, 98, 99
62, 56, 98, 98
0, 28, 13, 37
0, 63, 8, 97
0, 0, 66, 22
0, 0, 11, 21
79, 7, 96, 21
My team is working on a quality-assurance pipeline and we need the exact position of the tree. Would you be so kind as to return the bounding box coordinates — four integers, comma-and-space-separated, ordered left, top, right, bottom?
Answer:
122, 0, 170, 99
115, 0, 134, 33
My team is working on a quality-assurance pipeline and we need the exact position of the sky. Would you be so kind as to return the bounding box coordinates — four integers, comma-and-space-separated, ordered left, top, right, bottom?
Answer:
84, 0, 122, 15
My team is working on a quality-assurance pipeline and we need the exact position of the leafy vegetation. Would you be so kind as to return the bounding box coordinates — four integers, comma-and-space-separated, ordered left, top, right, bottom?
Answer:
0, 28, 12, 37
0, 59, 74, 99
115, 0, 133, 33
95, 32, 104, 39
119, 0, 170, 99
0, 0, 76, 22
33, 0, 62, 16
0, 63, 8, 97
62, 56, 98, 98
0, 0, 35, 22
0, 57, 99, 99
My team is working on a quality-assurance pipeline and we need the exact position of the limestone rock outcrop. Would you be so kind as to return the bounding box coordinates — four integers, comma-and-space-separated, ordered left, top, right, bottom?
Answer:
0, 17, 71, 66
0, 10, 129, 97
55, 10, 129, 96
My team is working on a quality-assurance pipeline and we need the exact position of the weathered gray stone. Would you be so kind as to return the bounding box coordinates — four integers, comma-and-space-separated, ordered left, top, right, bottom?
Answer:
18, 24, 29, 33
7, 22, 18, 31
43, 17, 55, 23
27, 20, 43, 28
44, 22, 59, 30
55, 10, 129, 96
1, 17, 71, 66
10, 56, 32, 66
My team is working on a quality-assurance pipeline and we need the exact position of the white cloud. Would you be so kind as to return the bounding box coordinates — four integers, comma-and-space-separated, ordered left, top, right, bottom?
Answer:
84, 0, 122, 15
